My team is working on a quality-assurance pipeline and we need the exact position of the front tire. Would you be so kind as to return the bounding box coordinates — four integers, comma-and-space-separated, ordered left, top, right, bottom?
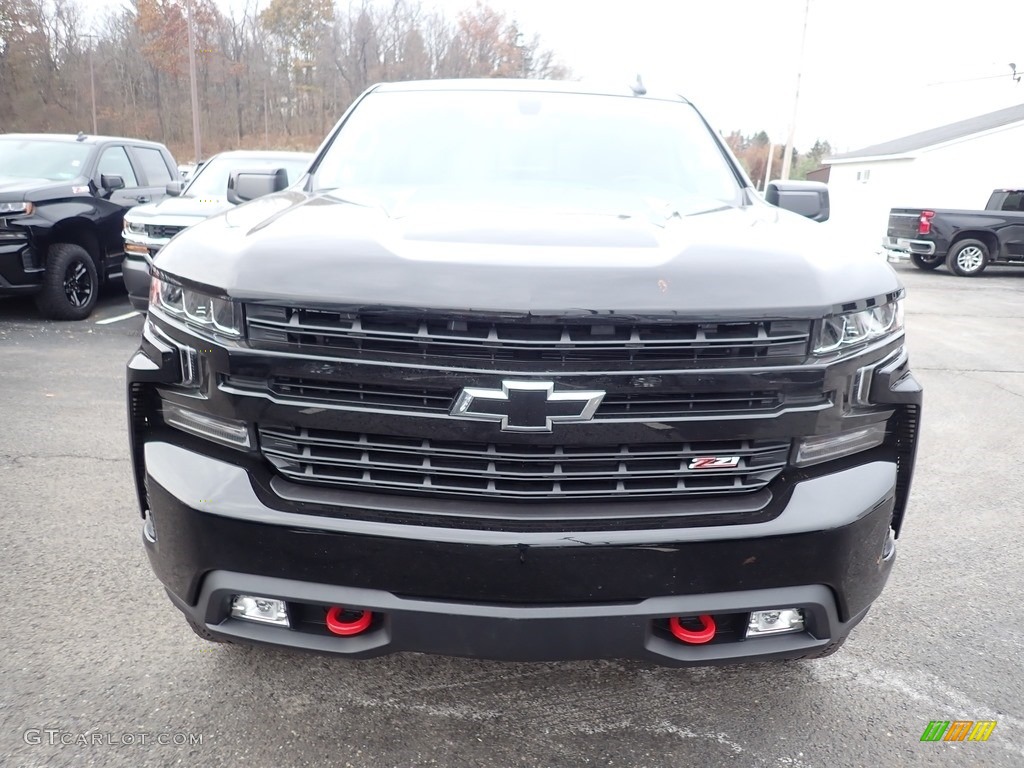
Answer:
34, 243, 99, 320
946, 239, 989, 277
910, 252, 943, 271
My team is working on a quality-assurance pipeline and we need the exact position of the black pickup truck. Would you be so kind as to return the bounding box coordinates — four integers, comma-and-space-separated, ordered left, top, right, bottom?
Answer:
128, 79, 921, 667
885, 189, 1024, 276
0, 133, 178, 319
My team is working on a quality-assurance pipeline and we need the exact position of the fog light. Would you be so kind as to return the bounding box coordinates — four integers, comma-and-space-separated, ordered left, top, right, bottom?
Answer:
746, 608, 805, 637
230, 595, 290, 627
162, 400, 251, 449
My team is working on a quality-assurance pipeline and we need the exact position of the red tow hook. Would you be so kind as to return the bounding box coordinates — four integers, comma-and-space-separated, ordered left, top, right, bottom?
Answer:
668, 614, 717, 644
325, 606, 373, 636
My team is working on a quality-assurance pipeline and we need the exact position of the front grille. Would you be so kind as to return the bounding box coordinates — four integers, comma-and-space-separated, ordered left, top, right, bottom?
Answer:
244, 305, 812, 366
258, 426, 790, 501
147, 224, 185, 239
223, 375, 790, 420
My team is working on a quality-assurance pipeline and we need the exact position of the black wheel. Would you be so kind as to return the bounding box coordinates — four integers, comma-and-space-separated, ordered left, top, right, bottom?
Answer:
34, 243, 99, 320
945, 238, 989, 277
185, 617, 230, 644
787, 635, 847, 661
910, 252, 943, 271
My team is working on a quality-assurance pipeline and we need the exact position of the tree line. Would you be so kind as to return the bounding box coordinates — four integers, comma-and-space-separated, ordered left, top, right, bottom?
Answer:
0, 0, 570, 161
723, 131, 833, 185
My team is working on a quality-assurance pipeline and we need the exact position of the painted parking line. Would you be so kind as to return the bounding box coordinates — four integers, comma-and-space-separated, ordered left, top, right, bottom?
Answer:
95, 311, 141, 325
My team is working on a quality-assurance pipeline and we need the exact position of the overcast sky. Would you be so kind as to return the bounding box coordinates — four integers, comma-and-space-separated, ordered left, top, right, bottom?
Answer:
87, 0, 1024, 152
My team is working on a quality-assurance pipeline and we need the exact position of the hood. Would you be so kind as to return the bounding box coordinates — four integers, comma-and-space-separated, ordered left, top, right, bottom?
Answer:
154, 191, 903, 318
0, 176, 87, 201
126, 194, 231, 226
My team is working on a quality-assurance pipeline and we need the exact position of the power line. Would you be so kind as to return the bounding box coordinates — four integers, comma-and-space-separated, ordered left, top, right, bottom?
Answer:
926, 70, 1020, 87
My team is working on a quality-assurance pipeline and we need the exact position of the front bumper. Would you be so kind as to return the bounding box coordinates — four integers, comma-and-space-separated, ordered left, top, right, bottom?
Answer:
171, 572, 870, 665
127, 310, 922, 665
139, 439, 898, 665
0, 231, 42, 294
122, 252, 153, 311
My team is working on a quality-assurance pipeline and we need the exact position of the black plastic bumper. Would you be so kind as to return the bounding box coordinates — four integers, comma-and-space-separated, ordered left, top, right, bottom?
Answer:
168, 572, 870, 665
0, 245, 41, 295
122, 253, 151, 312
140, 440, 898, 665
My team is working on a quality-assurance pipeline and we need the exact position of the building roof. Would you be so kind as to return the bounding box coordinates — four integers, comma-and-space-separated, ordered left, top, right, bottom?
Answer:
828, 102, 1024, 163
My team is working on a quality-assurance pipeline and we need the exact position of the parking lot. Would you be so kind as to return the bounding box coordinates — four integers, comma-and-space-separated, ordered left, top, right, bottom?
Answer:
0, 262, 1022, 768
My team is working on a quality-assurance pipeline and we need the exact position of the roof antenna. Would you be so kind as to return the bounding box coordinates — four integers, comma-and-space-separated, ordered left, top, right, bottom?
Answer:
76, 131, 87, 142
1011, 63, 1021, 83
630, 74, 646, 96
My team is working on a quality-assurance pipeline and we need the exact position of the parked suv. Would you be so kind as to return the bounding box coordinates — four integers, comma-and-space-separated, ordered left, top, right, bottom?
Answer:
0, 133, 178, 319
127, 80, 922, 666
122, 150, 313, 310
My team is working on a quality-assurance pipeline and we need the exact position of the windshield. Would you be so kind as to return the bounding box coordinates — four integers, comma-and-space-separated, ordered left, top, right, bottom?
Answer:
0, 139, 92, 181
313, 90, 743, 215
184, 154, 311, 199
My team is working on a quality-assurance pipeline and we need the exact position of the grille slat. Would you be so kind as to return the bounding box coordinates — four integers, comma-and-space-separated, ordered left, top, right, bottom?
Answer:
244, 305, 812, 366
146, 224, 185, 239
223, 375, 790, 420
258, 426, 789, 501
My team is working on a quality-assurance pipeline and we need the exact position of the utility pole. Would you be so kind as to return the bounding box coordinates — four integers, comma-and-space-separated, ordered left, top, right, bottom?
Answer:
186, 0, 202, 164
781, 0, 810, 180
762, 142, 775, 190
82, 34, 98, 134
89, 45, 97, 134
263, 83, 270, 149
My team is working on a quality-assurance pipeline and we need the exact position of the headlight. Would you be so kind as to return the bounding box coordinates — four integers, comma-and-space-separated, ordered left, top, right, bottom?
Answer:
0, 201, 34, 216
149, 276, 241, 338
814, 300, 903, 355
124, 219, 146, 234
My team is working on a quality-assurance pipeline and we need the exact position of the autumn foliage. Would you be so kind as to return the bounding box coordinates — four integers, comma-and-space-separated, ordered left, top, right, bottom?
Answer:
723, 130, 833, 185
0, 0, 570, 160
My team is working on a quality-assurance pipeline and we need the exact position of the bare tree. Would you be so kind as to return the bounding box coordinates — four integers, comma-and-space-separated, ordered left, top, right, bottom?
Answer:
0, 0, 571, 159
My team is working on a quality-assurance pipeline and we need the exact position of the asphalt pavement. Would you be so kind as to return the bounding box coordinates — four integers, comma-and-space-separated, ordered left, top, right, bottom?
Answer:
1, 264, 1022, 768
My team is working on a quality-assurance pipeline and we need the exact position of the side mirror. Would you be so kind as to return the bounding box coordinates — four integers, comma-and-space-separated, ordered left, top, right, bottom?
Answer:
766, 180, 830, 223
165, 180, 186, 197
226, 167, 289, 205
101, 174, 125, 192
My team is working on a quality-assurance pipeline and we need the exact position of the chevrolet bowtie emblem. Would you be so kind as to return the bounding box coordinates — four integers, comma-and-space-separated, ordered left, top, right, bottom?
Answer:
450, 381, 606, 433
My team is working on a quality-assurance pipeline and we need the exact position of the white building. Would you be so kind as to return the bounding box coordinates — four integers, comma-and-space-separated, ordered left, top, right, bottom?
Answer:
823, 103, 1024, 256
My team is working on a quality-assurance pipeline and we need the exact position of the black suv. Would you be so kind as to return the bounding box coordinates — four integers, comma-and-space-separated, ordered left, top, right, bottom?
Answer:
127, 80, 922, 666
0, 133, 178, 319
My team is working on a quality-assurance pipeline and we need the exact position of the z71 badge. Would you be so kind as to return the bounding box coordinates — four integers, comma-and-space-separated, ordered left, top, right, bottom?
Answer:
688, 456, 742, 469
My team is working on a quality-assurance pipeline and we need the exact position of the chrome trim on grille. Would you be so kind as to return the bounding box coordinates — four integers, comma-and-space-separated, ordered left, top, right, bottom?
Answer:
221, 375, 818, 421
